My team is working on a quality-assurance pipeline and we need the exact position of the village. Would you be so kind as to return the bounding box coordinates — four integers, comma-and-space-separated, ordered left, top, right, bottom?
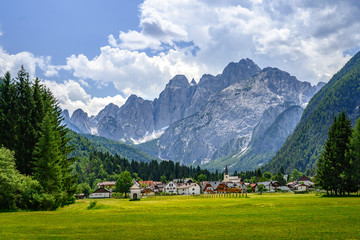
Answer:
87, 166, 315, 200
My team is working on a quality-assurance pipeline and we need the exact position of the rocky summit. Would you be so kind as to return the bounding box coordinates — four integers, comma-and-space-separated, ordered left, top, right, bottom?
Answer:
63, 58, 324, 171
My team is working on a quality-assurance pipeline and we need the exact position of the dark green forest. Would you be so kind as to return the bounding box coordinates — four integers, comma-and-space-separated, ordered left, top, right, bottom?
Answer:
0, 67, 76, 210
67, 130, 157, 162
315, 112, 360, 195
74, 150, 222, 191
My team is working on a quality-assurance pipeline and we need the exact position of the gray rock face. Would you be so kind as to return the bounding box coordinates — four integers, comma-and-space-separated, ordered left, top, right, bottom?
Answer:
158, 67, 320, 168
70, 109, 91, 134
63, 58, 323, 171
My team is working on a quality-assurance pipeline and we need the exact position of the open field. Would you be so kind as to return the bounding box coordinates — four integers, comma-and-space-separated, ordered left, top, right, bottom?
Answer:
0, 193, 359, 239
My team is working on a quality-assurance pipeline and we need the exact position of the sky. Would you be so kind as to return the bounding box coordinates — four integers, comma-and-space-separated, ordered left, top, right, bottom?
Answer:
1, 0, 360, 116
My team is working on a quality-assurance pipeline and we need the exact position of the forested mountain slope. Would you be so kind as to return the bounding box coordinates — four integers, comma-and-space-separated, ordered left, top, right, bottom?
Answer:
265, 51, 360, 173
67, 130, 157, 162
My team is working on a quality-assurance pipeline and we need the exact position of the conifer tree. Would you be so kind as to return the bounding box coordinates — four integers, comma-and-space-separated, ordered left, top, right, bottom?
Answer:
32, 112, 62, 194
345, 117, 360, 194
0, 72, 16, 150
315, 112, 352, 195
15, 66, 36, 175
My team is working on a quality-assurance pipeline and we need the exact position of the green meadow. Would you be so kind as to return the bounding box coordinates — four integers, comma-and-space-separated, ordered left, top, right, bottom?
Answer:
0, 193, 359, 239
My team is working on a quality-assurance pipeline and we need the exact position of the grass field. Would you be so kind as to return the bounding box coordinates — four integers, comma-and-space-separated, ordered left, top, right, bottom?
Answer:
0, 193, 359, 239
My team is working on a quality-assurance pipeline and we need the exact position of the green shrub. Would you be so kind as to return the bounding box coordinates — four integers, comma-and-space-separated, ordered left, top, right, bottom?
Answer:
87, 201, 97, 210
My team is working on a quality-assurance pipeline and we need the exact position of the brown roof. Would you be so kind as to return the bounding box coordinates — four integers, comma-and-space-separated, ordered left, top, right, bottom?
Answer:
98, 181, 116, 186
93, 188, 111, 193
298, 175, 311, 181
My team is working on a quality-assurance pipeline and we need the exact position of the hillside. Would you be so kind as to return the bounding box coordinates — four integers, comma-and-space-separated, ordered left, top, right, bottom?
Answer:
265, 51, 360, 173
67, 130, 157, 162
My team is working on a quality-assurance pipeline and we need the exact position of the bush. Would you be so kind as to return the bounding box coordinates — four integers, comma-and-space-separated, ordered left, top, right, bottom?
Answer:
87, 200, 97, 210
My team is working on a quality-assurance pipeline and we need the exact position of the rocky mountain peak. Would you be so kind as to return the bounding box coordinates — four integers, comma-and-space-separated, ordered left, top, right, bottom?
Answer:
71, 108, 88, 120
62, 109, 70, 120
222, 58, 261, 82
70, 108, 91, 134
166, 75, 190, 89
95, 103, 119, 121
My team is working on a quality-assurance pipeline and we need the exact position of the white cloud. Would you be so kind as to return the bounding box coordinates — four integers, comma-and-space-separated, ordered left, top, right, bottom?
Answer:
63, 46, 206, 100
108, 31, 161, 50
43, 80, 127, 116
104, 0, 360, 86
0, 47, 50, 79
2, 0, 360, 116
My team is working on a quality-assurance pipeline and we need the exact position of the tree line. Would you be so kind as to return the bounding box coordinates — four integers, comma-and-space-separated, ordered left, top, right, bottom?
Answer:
0, 67, 76, 210
315, 112, 360, 195
75, 150, 222, 192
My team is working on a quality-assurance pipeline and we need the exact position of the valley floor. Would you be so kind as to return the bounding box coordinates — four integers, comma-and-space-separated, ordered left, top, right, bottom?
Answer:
0, 193, 359, 239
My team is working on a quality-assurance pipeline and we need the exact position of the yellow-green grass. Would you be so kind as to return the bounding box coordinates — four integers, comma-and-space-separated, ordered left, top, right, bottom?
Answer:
0, 193, 359, 239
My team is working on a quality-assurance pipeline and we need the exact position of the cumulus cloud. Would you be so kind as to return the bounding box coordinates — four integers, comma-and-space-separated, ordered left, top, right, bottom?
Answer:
103, 0, 360, 87
0, 47, 50, 78
43, 80, 127, 116
2, 0, 360, 116
63, 46, 206, 100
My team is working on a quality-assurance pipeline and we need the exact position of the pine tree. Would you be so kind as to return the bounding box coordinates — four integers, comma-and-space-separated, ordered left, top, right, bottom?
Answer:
14, 66, 36, 175
315, 112, 352, 195
0, 72, 16, 150
32, 112, 62, 194
345, 117, 360, 194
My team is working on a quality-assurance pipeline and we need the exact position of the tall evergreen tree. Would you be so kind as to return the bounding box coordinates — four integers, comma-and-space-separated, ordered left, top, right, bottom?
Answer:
315, 112, 352, 195
32, 112, 62, 194
345, 117, 360, 194
0, 72, 16, 150
14, 66, 36, 175
0, 67, 77, 209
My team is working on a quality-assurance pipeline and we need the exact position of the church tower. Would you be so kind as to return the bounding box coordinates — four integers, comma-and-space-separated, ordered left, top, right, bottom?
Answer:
223, 165, 230, 182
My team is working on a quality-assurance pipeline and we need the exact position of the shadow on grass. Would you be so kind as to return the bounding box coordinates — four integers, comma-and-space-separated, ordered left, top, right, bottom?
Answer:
321, 194, 360, 198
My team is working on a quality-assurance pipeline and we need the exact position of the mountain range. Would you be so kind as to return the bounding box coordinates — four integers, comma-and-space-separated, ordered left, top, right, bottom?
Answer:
265, 51, 360, 173
63, 59, 324, 172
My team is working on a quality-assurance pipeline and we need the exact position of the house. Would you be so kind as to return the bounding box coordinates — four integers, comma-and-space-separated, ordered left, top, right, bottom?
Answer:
139, 181, 156, 188
89, 187, 112, 198
293, 183, 308, 193
154, 183, 165, 193
141, 187, 155, 196
178, 183, 201, 195
163, 181, 178, 194
216, 182, 228, 193
173, 178, 193, 184
250, 183, 257, 192
297, 175, 314, 187
97, 181, 116, 189
223, 165, 241, 183
130, 182, 141, 200
225, 182, 243, 193
257, 181, 281, 192
202, 181, 220, 194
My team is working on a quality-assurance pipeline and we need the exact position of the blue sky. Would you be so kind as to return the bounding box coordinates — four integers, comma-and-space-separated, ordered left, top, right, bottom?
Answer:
1, 0, 360, 115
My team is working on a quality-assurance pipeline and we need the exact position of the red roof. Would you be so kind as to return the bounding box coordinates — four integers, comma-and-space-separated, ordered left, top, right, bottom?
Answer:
139, 181, 156, 188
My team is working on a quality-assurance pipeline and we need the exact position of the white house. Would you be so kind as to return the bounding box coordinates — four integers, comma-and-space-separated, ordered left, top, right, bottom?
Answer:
257, 181, 281, 192
163, 181, 178, 194
130, 183, 141, 200
178, 183, 201, 195
294, 183, 308, 193
89, 187, 112, 198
